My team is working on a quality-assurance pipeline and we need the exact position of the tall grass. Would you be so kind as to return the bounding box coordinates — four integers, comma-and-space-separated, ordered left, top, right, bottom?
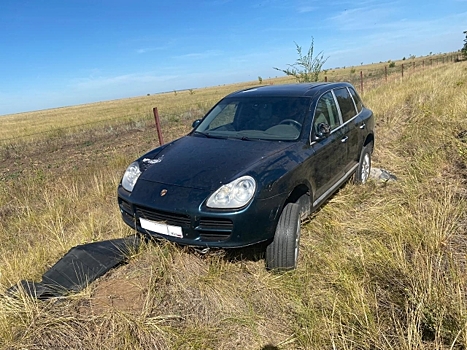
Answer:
0, 60, 466, 349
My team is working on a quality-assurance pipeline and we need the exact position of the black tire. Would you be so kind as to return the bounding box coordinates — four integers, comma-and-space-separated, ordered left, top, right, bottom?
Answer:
354, 144, 372, 184
265, 203, 301, 270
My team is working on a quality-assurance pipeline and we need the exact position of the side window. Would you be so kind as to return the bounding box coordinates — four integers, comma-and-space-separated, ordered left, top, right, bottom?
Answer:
348, 87, 363, 113
314, 92, 340, 134
334, 88, 357, 123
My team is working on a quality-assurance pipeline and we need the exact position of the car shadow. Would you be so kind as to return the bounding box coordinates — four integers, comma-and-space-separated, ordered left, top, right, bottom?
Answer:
260, 345, 280, 350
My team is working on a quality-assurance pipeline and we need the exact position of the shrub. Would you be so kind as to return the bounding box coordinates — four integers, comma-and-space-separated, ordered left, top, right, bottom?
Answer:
273, 37, 329, 82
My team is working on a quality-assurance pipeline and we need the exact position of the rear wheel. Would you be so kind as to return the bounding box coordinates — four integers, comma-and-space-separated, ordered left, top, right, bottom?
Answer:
355, 144, 372, 184
265, 203, 301, 270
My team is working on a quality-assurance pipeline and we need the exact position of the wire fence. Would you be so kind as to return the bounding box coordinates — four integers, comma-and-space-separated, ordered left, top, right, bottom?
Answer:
325, 53, 461, 95
0, 53, 461, 147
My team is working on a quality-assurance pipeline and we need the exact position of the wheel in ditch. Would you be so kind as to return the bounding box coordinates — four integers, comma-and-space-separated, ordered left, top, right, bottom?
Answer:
265, 203, 301, 270
355, 144, 372, 184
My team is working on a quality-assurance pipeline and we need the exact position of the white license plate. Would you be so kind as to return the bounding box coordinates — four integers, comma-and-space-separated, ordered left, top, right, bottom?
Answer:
139, 218, 183, 238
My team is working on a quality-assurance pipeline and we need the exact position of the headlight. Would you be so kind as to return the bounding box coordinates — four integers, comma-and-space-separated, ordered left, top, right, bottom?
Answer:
121, 161, 142, 192
207, 176, 256, 209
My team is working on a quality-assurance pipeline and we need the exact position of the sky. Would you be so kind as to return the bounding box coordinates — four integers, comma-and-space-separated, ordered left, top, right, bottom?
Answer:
0, 0, 466, 116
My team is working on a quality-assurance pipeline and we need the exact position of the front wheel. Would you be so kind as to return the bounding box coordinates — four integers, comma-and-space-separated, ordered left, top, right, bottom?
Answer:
355, 144, 372, 184
265, 203, 301, 270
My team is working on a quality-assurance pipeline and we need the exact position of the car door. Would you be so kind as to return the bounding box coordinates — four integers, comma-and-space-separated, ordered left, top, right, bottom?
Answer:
308, 91, 346, 202
333, 87, 360, 176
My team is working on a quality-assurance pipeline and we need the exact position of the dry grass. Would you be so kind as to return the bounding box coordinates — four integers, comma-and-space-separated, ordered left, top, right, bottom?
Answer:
0, 78, 286, 145
0, 57, 466, 349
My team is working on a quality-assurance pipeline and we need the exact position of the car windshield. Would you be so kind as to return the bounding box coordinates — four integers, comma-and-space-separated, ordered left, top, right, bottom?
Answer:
194, 96, 310, 141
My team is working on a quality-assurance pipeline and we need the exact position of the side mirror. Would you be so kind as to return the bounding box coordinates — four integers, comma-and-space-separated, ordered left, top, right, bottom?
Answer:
316, 122, 331, 138
192, 119, 201, 128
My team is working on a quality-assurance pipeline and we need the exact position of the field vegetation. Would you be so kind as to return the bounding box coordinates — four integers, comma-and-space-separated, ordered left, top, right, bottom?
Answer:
0, 56, 466, 349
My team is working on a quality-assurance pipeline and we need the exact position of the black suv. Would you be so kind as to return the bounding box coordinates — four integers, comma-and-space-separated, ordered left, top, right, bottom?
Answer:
118, 83, 375, 270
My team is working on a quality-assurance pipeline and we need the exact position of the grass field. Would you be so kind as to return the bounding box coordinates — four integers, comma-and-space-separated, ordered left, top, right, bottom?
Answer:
0, 56, 466, 349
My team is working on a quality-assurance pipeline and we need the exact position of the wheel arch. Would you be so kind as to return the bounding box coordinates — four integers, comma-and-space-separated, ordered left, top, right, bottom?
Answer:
364, 132, 375, 150
354, 132, 375, 163
283, 183, 312, 219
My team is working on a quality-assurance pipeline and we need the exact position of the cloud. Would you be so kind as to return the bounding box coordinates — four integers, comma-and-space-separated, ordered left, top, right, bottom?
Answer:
297, 6, 316, 13
136, 48, 155, 54
70, 72, 181, 91
320, 1, 466, 65
203, 0, 234, 5
136, 45, 169, 54
323, 9, 466, 68
327, 2, 399, 31
172, 50, 223, 60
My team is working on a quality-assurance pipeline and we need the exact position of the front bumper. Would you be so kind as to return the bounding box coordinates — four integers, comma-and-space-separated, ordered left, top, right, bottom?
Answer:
117, 179, 282, 248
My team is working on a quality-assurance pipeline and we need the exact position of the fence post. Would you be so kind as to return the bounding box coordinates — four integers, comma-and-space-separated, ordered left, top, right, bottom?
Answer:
325, 76, 328, 82
153, 107, 165, 146
385, 66, 388, 82
401, 64, 404, 78
360, 71, 363, 93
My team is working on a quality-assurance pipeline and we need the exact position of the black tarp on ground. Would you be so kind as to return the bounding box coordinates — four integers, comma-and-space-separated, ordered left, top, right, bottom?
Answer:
7, 235, 141, 300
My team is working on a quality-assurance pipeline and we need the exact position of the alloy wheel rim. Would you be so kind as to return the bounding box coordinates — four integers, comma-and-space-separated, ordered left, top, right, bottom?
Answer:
361, 153, 370, 183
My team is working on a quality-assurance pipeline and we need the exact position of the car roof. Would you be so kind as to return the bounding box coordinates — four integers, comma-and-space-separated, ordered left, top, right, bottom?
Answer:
226, 82, 354, 99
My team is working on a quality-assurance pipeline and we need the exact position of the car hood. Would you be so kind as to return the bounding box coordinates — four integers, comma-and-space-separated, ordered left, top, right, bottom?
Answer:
138, 135, 294, 190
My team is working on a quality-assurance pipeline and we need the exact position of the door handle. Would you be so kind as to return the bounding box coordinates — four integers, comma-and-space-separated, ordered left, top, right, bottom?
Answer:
341, 136, 349, 143
359, 123, 366, 129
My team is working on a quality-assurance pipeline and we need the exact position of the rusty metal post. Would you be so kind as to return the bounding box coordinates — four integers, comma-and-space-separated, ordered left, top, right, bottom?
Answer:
324, 76, 328, 82
360, 71, 363, 94
401, 63, 404, 78
385, 66, 388, 82
153, 107, 164, 146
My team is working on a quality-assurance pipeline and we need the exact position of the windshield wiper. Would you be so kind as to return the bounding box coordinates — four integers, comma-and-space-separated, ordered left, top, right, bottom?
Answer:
193, 131, 228, 139
231, 132, 266, 141
192, 131, 207, 137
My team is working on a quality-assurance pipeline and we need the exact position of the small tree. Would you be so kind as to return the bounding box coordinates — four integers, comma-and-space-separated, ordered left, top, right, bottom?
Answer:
274, 37, 329, 82
462, 31, 467, 59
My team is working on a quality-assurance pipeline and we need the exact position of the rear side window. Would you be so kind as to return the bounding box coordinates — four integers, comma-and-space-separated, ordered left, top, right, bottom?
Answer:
348, 87, 363, 113
334, 88, 357, 123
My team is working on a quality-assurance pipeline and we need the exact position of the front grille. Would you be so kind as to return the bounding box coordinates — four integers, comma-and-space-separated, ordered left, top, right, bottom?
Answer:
198, 232, 231, 242
136, 207, 191, 228
197, 217, 233, 242
132, 208, 233, 242
121, 210, 135, 226
198, 218, 233, 230
119, 199, 133, 215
